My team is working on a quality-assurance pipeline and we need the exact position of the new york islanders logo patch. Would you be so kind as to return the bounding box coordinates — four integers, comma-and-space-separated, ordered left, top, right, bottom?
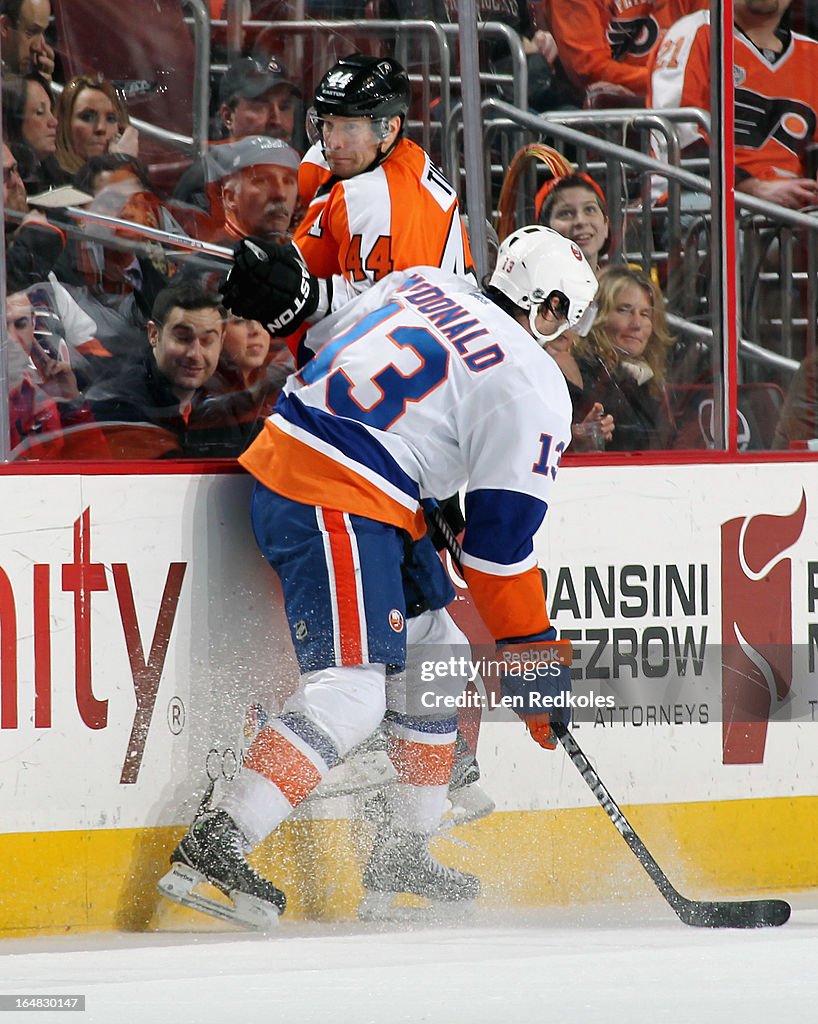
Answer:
388, 609, 405, 632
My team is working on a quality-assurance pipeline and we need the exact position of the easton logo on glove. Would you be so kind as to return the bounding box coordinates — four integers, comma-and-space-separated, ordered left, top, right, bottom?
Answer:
221, 237, 319, 336
266, 271, 314, 333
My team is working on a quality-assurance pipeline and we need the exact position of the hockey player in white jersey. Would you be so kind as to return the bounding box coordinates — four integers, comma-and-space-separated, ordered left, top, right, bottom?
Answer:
158, 226, 598, 929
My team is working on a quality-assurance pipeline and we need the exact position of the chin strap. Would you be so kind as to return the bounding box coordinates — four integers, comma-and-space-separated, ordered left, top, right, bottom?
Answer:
529, 311, 573, 346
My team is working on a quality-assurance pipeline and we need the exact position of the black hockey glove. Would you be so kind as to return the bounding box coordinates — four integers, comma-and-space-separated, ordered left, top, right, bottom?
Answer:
221, 237, 319, 336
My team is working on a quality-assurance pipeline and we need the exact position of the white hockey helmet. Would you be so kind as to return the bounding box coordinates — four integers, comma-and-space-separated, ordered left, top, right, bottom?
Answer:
489, 225, 598, 344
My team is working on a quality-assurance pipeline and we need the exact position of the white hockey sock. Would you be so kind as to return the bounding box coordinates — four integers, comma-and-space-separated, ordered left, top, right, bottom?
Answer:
389, 781, 449, 835
218, 767, 293, 849
217, 663, 388, 848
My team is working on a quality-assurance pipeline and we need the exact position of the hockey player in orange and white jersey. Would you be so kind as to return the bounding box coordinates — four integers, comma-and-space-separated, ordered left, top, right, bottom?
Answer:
158, 227, 599, 929
648, 0, 818, 210
548, 0, 707, 103
292, 54, 474, 319
220, 55, 474, 358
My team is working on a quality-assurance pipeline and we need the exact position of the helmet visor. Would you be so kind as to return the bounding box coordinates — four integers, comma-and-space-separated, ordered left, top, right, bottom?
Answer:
307, 108, 391, 148
571, 300, 597, 338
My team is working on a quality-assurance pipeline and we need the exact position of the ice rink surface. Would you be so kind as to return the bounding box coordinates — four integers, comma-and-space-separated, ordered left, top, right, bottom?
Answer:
2, 893, 816, 1024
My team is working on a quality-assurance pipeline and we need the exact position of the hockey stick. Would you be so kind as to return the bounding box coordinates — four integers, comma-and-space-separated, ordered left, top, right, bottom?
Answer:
425, 504, 791, 929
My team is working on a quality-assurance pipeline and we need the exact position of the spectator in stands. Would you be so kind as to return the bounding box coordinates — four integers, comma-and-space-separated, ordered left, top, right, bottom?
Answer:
3, 141, 67, 285
5, 286, 100, 459
543, 324, 616, 451
200, 315, 292, 451
0, 0, 55, 80
532, 178, 614, 448
536, 172, 610, 272
86, 280, 245, 458
549, 0, 707, 106
206, 135, 299, 245
174, 55, 301, 215
383, 0, 579, 110
74, 152, 186, 239
1, 72, 65, 193
572, 264, 674, 450
53, 153, 175, 372
3, 145, 106, 382
55, 75, 137, 177
648, 0, 818, 210
3, 140, 29, 220
217, 55, 299, 144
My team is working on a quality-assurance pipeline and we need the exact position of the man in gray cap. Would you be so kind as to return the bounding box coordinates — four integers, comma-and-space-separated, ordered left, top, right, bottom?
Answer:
174, 55, 301, 213
208, 135, 299, 244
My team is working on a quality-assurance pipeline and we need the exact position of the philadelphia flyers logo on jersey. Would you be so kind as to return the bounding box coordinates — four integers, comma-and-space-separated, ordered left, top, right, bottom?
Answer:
607, 16, 659, 61
735, 89, 818, 160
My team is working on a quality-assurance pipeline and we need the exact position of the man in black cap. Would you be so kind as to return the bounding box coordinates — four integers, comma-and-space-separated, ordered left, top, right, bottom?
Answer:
217, 55, 301, 145
173, 55, 301, 214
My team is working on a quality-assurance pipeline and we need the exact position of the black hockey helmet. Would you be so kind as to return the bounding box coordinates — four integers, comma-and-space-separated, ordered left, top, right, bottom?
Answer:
313, 54, 410, 121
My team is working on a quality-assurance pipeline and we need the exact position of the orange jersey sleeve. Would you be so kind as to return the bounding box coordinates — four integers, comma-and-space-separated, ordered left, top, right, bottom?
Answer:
462, 564, 552, 642
297, 145, 333, 206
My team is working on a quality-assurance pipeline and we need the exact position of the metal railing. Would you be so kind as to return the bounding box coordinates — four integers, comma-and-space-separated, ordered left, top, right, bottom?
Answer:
735, 195, 818, 366
211, 12, 527, 158
446, 98, 805, 383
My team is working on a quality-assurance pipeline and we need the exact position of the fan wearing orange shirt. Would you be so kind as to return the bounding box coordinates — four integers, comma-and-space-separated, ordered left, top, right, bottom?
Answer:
648, 0, 818, 210
548, 0, 707, 104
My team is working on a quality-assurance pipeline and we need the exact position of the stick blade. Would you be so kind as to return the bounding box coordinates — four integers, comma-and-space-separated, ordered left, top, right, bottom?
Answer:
675, 897, 791, 929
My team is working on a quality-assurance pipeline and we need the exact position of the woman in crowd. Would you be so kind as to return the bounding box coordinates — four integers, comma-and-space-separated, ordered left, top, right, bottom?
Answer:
534, 176, 614, 448
541, 321, 615, 451
2, 72, 65, 193
200, 314, 293, 453
572, 264, 675, 451
536, 172, 609, 272
55, 75, 137, 177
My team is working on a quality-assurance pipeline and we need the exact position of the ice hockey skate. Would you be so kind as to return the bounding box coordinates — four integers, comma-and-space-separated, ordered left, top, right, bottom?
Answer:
440, 732, 496, 831
359, 828, 481, 922
157, 810, 285, 932
307, 725, 398, 802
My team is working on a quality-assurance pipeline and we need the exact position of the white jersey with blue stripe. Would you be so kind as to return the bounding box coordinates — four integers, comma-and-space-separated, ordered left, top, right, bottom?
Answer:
252, 267, 572, 582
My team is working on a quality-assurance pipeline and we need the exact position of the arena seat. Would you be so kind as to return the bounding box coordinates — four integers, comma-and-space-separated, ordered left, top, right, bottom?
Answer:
668, 382, 786, 451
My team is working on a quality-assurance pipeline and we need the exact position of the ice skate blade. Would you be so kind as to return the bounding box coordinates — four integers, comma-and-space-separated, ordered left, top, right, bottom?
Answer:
309, 751, 397, 800
358, 890, 477, 924
157, 863, 281, 933
440, 783, 495, 831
